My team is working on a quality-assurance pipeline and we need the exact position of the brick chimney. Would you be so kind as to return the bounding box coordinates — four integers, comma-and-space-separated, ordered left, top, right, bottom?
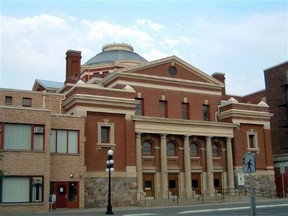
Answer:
65, 50, 82, 84
212, 72, 226, 96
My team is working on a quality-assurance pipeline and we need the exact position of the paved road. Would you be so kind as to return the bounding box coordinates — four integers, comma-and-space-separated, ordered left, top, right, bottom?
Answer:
3, 199, 288, 216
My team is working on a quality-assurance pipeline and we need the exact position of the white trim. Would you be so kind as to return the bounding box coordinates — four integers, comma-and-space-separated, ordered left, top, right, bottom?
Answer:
97, 121, 115, 149
108, 80, 222, 96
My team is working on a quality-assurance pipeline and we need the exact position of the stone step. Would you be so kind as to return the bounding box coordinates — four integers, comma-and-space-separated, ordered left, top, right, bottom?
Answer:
138, 195, 274, 207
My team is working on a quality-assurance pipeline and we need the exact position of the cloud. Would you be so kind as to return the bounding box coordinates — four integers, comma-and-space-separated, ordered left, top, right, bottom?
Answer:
1, 10, 286, 96
135, 18, 164, 31
142, 49, 169, 61
0, 14, 160, 89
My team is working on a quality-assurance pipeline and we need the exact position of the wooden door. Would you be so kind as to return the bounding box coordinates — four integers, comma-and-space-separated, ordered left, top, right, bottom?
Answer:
214, 173, 222, 193
54, 182, 68, 208
143, 174, 155, 197
191, 173, 201, 194
168, 174, 178, 195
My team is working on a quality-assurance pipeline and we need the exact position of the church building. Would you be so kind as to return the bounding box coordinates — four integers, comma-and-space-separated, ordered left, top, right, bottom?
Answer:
0, 43, 275, 213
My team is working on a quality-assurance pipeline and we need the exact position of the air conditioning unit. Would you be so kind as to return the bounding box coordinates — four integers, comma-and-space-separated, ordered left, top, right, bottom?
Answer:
33, 177, 43, 184
34, 126, 43, 134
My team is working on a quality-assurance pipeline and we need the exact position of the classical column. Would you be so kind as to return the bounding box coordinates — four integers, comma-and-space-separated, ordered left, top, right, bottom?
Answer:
160, 134, 168, 198
184, 135, 192, 198
226, 137, 235, 189
136, 133, 143, 198
206, 136, 214, 195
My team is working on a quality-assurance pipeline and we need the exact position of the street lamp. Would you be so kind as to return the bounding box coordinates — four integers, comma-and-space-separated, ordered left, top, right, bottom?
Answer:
105, 149, 114, 215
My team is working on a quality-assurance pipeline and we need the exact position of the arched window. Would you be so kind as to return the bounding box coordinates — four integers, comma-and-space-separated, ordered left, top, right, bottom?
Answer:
190, 143, 197, 156
212, 144, 218, 157
167, 142, 176, 156
143, 141, 152, 156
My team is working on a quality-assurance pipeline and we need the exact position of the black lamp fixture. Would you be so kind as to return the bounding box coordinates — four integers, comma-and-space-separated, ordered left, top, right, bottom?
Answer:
105, 149, 114, 215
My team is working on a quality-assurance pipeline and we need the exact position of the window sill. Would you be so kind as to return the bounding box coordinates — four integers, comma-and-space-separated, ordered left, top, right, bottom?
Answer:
1, 150, 45, 153
190, 156, 200, 159
143, 156, 155, 159
50, 153, 80, 156
167, 156, 178, 159
0, 202, 44, 206
97, 143, 116, 150
247, 148, 260, 153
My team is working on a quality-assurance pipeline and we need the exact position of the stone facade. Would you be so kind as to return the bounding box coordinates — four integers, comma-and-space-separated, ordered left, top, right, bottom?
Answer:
85, 177, 137, 208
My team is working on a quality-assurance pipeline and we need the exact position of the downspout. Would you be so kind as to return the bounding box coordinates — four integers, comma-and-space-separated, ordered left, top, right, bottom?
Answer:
60, 94, 66, 114
42, 90, 47, 109
215, 104, 220, 122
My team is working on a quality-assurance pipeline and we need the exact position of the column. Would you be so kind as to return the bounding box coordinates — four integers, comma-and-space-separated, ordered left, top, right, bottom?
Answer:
226, 137, 235, 189
136, 133, 143, 198
206, 136, 214, 195
184, 135, 192, 198
160, 134, 168, 198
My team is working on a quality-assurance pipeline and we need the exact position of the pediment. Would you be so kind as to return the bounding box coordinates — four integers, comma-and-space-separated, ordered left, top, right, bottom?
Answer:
102, 56, 224, 89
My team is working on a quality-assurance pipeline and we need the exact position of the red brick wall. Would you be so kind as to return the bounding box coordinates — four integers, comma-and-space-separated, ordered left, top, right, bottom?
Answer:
264, 61, 288, 154
85, 112, 135, 171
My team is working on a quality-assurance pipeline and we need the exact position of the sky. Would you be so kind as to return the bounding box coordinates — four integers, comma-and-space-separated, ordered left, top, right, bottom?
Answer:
0, 0, 287, 95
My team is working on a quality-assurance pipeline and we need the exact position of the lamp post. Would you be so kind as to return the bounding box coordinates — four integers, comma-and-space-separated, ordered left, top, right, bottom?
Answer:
105, 149, 114, 215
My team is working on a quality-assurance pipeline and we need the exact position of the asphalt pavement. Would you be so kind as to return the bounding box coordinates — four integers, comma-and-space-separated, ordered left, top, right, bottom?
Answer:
2, 198, 288, 216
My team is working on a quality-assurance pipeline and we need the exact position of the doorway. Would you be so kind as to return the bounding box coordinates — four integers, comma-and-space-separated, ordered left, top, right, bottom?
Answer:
213, 173, 222, 193
50, 182, 79, 208
191, 173, 201, 194
168, 174, 179, 195
143, 174, 155, 197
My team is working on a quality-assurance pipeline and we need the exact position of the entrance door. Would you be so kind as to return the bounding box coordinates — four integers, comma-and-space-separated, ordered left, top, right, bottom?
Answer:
143, 174, 155, 197
168, 174, 178, 195
214, 173, 222, 193
54, 182, 68, 208
191, 173, 201, 194
51, 182, 79, 209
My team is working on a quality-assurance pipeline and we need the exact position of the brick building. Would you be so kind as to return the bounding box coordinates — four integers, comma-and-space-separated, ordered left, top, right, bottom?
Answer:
0, 43, 275, 213
264, 61, 288, 197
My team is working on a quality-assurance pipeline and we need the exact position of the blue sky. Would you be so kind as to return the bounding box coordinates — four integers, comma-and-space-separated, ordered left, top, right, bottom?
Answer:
1, 0, 287, 95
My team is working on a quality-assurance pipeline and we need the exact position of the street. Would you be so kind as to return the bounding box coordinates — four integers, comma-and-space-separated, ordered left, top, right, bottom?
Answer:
5, 199, 287, 216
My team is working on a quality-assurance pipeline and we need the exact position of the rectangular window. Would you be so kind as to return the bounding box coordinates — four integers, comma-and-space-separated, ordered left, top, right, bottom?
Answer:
0, 176, 43, 203
103, 71, 109, 77
3, 124, 44, 151
135, 98, 143, 116
5, 96, 12, 105
159, 100, 167, 118
50, 129, 79, 154
182, 102, 189, 119
101, 126, 110, 143
249, 135, 255, 148
202, 105, 210, 121
247, 130, 259, 152
97, 121, 115, 149
22, 98, 32, 107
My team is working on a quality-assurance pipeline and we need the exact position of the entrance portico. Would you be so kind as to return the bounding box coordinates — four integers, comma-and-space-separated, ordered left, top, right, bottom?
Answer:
134, 116, 236, 199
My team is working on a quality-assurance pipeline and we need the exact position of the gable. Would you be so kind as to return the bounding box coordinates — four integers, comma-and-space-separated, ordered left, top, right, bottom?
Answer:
102, 56, 224, 90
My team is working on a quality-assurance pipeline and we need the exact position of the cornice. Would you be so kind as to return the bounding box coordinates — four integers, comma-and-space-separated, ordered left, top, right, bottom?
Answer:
100, 55, 224, 87
218, 109, 273, 120
62, 94, 137, 110
133, 116, 236, 137
108, 80, 222, 96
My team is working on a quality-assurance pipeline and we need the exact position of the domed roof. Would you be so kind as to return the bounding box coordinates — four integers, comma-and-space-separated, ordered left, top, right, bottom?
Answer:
84, 43, 148, 65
